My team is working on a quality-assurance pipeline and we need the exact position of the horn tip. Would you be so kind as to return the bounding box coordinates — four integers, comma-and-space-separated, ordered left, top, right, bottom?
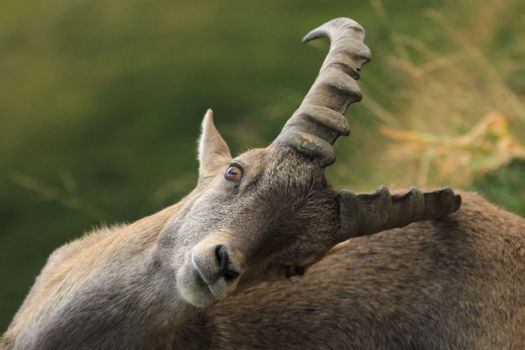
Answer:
303, 17, 365, 44
302, 28, 327, 43
453, 194, 462, 212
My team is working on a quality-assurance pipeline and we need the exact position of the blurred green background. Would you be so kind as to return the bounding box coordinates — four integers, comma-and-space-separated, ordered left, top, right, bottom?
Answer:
1, 0, 524, 330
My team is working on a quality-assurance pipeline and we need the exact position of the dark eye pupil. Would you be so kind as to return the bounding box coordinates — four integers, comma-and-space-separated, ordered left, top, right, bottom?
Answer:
225, 165, 242, 181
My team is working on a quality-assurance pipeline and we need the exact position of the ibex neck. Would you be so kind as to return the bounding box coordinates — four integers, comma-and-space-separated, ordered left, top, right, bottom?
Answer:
5, 196, 202, 350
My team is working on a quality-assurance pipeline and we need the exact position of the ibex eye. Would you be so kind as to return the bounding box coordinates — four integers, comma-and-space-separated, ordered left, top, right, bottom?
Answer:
224, 164, 243, 182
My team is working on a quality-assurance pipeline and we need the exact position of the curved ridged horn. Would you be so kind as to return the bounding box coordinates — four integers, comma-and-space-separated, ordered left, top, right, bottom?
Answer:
336, 186, 462, 242
273, 17, 372, 166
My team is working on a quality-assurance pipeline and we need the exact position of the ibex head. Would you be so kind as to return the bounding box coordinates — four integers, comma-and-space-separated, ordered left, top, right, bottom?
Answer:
157, 18, 460, 308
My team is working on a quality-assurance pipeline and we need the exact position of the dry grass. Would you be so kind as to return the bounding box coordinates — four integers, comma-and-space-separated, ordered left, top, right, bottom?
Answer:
381, 113, 525, 186
364, 0, 525, 188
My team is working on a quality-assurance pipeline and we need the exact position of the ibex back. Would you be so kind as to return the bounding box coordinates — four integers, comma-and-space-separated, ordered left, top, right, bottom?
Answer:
2, 17, 523, 350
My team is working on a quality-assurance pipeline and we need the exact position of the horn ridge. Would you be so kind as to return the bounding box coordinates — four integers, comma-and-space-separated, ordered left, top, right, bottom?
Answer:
273, 17, 372, 167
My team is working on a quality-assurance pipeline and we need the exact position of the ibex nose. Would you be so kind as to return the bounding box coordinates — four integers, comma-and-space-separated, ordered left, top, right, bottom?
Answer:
215, 245, 240, 281
191, 243, 241, 291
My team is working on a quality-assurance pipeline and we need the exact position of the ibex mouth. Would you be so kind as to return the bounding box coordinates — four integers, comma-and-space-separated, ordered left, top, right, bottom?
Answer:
191, 263, 219, 300
177, 243, 242, 307
191, 251, 230, 301
176, 255, 219, 308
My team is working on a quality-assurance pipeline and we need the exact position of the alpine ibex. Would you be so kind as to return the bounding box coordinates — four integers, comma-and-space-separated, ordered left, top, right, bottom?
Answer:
2, 17, 523, 350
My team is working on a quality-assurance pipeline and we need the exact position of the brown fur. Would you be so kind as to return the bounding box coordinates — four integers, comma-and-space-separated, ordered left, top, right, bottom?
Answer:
2, 203, 184, 349
172, 192, 525, 349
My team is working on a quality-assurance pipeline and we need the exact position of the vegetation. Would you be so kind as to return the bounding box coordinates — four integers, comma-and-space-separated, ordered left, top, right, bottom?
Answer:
1, 0, 523, 330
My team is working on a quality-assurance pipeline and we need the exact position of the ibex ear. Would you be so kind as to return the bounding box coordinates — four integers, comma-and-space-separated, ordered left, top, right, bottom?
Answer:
335, 187, 461, 242
198, 109, 232, 182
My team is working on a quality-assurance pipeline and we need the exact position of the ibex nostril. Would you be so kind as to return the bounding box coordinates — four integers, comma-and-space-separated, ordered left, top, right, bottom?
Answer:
215, 245, 240, 281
